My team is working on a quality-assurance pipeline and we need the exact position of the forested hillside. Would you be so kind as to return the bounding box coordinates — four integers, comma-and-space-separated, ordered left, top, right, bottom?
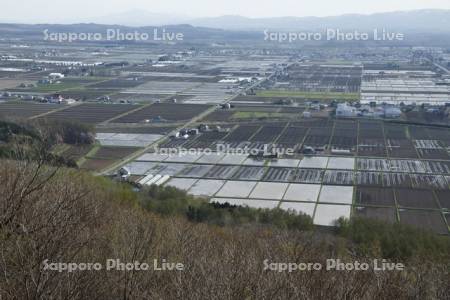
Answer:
0, 159, 449, 299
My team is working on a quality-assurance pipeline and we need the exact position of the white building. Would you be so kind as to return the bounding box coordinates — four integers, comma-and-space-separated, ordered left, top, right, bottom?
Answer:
384, 107, 402, 118
48, 73, 65, 79
336, 103, 357, 118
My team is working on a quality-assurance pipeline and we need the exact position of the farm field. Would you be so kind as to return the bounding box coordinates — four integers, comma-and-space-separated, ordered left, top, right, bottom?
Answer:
96, 126, 176, 134
157, 116, 450, 161
256, 90, 360, 101
77, 146, 141, 172
59, 89, 117, 101
2, 51, 449, 236
283, 64, 362, 92
0, 79, 34, 89
96, 133, 163, 147
91, 146, 140, 160
113, 103, 211, 123
119, 148, 450, 234
0, 102, 65, 119
41, 103, 140, 124
58, 144, 95, 162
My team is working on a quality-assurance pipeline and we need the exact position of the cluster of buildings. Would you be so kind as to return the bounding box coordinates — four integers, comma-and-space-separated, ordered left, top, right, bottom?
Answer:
0, 91, 76, 105
336, 102, 402, 119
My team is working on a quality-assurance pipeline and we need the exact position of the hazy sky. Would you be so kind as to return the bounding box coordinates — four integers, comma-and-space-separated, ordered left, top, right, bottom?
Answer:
2, 0, 450, 22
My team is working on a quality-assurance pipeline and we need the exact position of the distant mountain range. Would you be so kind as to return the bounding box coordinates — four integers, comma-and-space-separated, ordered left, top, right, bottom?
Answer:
1, 9, 450, 32
188, 9, 450, 32
0, 23, 256, 42
83, 10, 190, 27
1, 9, 450, 46
86, 9, 450, 32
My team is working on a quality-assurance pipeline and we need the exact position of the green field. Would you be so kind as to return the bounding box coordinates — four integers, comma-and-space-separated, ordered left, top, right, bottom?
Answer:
231, 111, 299, 120
14, 77, 111, 93
22, 82, 84, 93
257, 90, 360, 101
63, 76, 112, 83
